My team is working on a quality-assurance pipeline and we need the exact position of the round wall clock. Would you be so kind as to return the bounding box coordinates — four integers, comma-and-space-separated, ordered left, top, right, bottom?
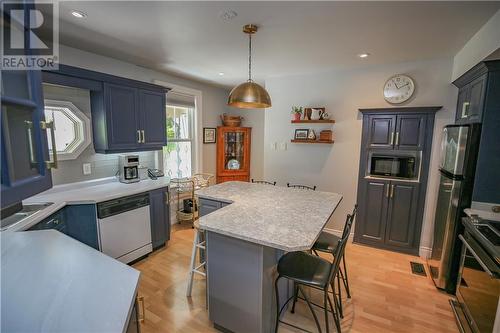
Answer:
383, 74, 415, 104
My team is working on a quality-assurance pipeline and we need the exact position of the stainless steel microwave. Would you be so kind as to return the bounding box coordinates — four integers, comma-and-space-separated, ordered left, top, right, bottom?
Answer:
368, 152, 419, 180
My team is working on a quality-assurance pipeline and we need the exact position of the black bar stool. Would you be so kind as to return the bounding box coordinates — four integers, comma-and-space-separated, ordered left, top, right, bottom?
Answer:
311, 205, 357, 318
251, 179, 277, 186
287, 183, 317, 191
274, 217, 352, 333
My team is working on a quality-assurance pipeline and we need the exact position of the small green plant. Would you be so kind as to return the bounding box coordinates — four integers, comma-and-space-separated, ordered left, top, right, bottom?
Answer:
291, 106, 303, 115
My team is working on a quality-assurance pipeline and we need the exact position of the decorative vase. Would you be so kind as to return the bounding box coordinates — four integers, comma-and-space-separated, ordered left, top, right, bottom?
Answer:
293, 113, 301, 121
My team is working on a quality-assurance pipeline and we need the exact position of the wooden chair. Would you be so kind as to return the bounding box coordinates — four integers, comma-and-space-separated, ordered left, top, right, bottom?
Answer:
186, 220, 206, 297
192, 173, 215, 189
251, 179, 277, 186
287, 183, 317, 191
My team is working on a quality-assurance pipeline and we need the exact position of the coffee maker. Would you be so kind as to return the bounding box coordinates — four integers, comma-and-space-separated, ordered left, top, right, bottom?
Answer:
118, 155, 140, 183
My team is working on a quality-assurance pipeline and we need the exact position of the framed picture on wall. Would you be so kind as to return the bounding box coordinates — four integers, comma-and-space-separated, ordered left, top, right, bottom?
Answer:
203, 128, 217, 143
294, 129, 309, 140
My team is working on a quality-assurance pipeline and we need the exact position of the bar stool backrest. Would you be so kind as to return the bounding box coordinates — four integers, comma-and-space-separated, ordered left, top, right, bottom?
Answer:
327, 216, 353, 284
287, 183, 317, 191
341, 204, 358, 240
251, 179, 277, 186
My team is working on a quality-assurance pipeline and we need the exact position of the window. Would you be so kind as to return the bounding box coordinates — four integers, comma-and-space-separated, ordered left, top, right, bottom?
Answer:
43, 100, 91, 160
164, 105, 193, 179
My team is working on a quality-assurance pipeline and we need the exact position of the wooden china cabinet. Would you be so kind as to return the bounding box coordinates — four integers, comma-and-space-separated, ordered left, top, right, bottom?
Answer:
216, 127, 251, 183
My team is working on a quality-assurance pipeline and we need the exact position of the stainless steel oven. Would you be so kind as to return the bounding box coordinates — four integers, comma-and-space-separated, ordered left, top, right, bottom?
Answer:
453, 218, 500, 333
368, 151, 420, 180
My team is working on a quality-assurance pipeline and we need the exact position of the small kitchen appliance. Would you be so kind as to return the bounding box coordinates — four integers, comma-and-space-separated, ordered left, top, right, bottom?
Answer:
118, 155, 140, 183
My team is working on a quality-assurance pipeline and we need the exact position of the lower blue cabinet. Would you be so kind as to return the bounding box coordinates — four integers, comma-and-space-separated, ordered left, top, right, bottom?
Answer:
149, 187, 170, 250
28, 204, 99, 250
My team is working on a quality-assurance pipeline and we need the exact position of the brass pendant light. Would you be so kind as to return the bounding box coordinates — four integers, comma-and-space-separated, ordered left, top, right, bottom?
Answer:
227, 24, 271, 109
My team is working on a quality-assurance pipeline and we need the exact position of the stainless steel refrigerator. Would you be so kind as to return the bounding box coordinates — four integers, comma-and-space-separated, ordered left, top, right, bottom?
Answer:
428, 123, 481, 294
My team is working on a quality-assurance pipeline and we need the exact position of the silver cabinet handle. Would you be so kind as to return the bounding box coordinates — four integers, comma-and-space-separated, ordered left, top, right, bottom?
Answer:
389, 132, 394, 145
395, 132, 399, 146
137, 130, 141, 143
40, 121, 58, 169
390, 184, 394, 198
386, 184, 390, 198
24, 120, 37, 168
141, 130, 145, 143
461, 102, 470, 118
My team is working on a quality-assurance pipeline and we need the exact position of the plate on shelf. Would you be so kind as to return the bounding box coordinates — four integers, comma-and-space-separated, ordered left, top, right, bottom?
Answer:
226, 159, 240, 170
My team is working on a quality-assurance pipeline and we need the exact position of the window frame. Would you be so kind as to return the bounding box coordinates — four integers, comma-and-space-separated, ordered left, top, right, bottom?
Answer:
165, 104, 195, 179
43, 99, 92, 161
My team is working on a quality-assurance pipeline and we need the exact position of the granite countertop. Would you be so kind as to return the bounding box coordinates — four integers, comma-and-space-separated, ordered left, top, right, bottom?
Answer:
1, 230, 140, 333
196, 181, 343, 251
3, 176, 170, 232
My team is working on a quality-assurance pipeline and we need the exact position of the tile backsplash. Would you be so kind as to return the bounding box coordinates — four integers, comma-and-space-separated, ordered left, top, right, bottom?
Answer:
43, 84, 159, 186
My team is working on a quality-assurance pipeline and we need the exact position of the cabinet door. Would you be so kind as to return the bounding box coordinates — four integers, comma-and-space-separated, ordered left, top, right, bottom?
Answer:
199, 198, 222, 217
366, 115, 396, 149
216, 127, 251, 179
149, 188, 170, 249
395, 114, 426, 150
354, 179, 390, 244
466, 75, 486, 123
28, 209, 67, 233
455, 85, 471, 122
104, 83, 140, 150
1, 73, 52, 209
139, 89, 167, 148
385, 182, 419, 249
65, 204, 99, 250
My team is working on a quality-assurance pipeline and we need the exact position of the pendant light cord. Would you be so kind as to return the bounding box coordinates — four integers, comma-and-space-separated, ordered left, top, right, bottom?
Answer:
248, 33, 252, 82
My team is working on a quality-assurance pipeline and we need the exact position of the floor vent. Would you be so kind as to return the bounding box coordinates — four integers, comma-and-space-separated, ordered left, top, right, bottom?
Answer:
410, 262, 427, 277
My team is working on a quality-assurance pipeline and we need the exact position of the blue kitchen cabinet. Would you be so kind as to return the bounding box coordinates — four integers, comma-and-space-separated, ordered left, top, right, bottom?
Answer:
199, 198, 227, 217
28, 204, 99, 250
1, 6, 53, 212
140, 89, 168, 148
104, 83, 141, 151
149, 187, 170, 249
42, 65, 169, 154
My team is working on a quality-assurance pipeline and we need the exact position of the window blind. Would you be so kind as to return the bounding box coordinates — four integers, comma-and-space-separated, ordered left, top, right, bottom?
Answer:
167, 91, 195, 108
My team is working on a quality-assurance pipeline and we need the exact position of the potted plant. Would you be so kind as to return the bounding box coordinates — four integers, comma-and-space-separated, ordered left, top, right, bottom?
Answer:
291, 106, 303, 121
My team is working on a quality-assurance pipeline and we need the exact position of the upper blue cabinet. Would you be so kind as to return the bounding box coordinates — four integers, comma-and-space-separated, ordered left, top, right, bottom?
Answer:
43, 65, 169, 153
1, 5, 53, 211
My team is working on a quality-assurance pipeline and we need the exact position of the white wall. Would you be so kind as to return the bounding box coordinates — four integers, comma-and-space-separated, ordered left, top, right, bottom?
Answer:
452, 9, 500, 81
58, 45, 230, 176
263, 58, 457, 255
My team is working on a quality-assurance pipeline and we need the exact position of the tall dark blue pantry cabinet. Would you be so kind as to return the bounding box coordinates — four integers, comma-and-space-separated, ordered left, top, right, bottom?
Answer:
453, 60, 500, 204
354, 107, 440, 255
1, 4, 53, 214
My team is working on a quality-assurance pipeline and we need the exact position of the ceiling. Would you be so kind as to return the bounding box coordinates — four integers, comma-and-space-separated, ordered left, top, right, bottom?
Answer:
43, 1, 500, 87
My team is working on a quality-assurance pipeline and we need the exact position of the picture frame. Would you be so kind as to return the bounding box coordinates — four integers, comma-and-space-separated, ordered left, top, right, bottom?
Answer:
203, 128, 216, 143
294, 129, 309, 140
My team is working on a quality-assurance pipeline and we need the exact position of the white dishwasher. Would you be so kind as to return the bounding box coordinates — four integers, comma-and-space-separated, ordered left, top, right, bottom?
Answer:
97, 193, 152, 264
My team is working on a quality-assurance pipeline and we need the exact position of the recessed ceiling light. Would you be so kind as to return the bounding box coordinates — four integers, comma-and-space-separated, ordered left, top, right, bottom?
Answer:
218, 72, 225, 76
71, 10, 87, 18
358, 53, 370, 58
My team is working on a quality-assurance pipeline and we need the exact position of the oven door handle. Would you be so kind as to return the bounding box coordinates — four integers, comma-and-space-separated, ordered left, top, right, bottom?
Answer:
458, 234, 500, 279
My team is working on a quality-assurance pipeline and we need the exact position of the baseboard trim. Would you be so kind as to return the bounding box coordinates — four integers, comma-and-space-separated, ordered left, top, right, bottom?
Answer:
419, 246, 432, 259
322, 227, 355, 240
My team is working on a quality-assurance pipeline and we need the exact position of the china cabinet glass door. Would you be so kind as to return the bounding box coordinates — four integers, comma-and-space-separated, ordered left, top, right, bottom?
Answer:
224, 131, 245, 171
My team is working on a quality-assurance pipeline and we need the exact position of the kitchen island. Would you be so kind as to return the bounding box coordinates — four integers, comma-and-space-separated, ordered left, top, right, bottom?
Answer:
196, 181, 343, 333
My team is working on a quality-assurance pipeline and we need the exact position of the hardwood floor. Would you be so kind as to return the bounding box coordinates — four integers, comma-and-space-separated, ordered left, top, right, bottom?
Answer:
133, 224, 458, 333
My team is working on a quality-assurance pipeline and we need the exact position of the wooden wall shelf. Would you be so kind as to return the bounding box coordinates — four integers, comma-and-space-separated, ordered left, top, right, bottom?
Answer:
291, 120, 336, 124
291, 139, 334, 144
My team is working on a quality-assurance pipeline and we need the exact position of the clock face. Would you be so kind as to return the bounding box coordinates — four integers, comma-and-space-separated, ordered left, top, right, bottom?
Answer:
383, 74, 415, 104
